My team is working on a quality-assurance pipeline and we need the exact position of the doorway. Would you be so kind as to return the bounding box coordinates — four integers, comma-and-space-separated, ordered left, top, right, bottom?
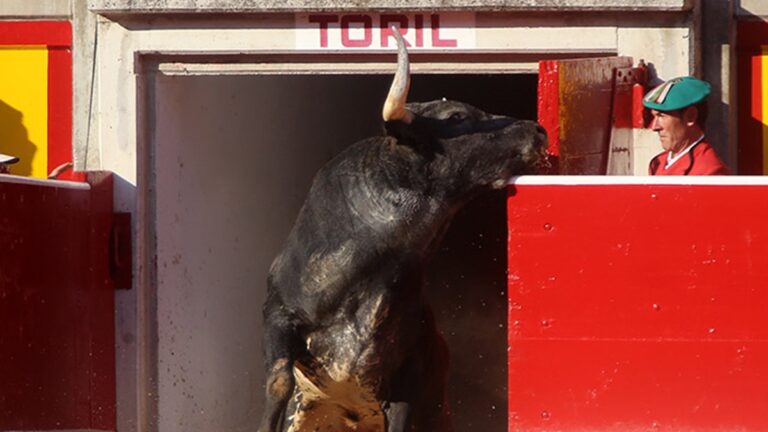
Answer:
148, 71, 537, 431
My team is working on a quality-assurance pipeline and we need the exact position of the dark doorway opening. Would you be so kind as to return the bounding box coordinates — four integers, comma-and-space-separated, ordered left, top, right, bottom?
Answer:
151, 71, 538, 431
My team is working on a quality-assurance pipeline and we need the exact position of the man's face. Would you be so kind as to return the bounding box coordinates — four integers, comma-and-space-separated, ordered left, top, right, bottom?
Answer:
649, 108, 698, 153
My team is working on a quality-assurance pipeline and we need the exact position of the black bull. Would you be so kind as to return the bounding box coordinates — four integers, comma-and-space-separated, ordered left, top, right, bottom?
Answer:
258, 33, 548, 432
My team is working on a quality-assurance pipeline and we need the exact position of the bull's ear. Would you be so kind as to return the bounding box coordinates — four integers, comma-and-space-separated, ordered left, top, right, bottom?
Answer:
384, 117, 441, 158
384, 117, 425, 145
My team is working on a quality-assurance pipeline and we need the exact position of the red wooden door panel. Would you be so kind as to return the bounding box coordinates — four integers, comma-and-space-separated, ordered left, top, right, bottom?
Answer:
0, 173, 116, 431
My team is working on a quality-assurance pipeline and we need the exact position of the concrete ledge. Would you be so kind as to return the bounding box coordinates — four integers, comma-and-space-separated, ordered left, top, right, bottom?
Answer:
738, 0, 768, 17
89, 0, 692, 14
0, 0, 71, 18
0, 173, 90, 190
5, 429, 110, 432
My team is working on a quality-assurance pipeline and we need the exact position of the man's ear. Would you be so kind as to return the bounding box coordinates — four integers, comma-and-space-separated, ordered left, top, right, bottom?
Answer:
683, 106, 699, 126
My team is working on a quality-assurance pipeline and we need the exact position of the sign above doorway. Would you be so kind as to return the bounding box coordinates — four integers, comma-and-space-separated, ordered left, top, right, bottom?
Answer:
295, 12, 476, 51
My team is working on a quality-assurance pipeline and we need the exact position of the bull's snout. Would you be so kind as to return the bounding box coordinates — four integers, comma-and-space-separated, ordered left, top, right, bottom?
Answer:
535, 124, 547, 141
537, 124, 549, 153
526, 122, 551, 173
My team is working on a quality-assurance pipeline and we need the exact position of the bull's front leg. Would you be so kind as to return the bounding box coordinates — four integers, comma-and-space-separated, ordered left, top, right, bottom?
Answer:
257, 315, 299, 432
384, 401, 412, 432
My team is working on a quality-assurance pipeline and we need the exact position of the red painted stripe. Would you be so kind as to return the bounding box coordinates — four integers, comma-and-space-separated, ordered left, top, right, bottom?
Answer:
538, 60, 560, 158
47, 46, 82, 181
631, 83, 646, 128
737, 48, 764, 175
0, 21, 71, 47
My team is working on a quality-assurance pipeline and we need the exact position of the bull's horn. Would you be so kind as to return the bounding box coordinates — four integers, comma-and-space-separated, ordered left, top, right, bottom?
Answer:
382, 27, 414, 124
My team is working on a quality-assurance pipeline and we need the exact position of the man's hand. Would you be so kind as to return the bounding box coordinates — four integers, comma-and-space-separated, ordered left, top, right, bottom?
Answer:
48, 162, 73, 179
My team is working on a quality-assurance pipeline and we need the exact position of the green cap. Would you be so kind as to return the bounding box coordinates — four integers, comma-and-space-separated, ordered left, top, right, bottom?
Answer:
642, 76, 711, 111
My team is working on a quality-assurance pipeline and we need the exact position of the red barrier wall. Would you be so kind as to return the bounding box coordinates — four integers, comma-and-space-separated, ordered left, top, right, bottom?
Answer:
0, 173, 115, 430
507, 177, 768, 432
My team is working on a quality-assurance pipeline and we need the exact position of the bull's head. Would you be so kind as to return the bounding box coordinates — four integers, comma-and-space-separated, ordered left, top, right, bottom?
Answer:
381, 29, 548, 192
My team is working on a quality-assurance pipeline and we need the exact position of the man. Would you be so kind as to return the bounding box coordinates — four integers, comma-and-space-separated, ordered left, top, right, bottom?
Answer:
643, 76, 730, 175
0, 152, 19, 174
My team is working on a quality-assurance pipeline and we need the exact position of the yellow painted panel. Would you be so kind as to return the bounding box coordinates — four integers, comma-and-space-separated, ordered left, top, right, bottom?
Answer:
762, 47, 768, 175
0, 45, 48, 178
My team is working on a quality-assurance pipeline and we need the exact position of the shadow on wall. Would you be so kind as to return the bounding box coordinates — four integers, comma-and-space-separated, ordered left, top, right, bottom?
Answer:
0, 99, 36, 176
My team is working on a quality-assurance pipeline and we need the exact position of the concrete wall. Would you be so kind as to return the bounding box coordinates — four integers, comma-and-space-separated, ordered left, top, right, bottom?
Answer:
90, 0, 692, 13
615, 19, 696, 173
738, 0, 768, 17
702, 0, 736, 169
90, 7, 703, 432
0, 0, 70, 17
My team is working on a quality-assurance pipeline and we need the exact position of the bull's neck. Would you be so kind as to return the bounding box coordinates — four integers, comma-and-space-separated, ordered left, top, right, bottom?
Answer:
423, 152, 491, 207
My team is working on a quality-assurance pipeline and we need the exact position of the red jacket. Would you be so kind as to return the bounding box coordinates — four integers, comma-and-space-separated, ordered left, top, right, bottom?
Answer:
649, 140, 730, 175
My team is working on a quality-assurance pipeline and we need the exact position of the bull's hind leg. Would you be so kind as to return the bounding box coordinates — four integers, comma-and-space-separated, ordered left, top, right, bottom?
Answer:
258, 313, 300, 432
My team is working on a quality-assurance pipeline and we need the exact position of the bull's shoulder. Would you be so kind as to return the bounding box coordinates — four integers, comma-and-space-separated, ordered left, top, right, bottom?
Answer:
312, 137, 424, 186
298, 138, 433, 226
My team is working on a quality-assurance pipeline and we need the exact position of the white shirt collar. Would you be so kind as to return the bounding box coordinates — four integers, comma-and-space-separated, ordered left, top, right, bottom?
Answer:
665, 134, 705, 169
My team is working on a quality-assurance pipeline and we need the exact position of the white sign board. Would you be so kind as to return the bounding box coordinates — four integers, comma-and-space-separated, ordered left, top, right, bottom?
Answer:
295, 13, 476, 51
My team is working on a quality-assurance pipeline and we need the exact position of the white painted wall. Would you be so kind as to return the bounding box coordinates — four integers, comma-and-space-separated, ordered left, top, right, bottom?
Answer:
617, 25, 693, 173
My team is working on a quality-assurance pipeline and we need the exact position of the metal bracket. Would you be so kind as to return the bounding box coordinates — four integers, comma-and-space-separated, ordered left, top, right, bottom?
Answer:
613, 61, 648, 129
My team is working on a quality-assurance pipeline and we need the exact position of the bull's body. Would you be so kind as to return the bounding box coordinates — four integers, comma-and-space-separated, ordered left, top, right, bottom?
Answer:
257, 31, 547, 432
